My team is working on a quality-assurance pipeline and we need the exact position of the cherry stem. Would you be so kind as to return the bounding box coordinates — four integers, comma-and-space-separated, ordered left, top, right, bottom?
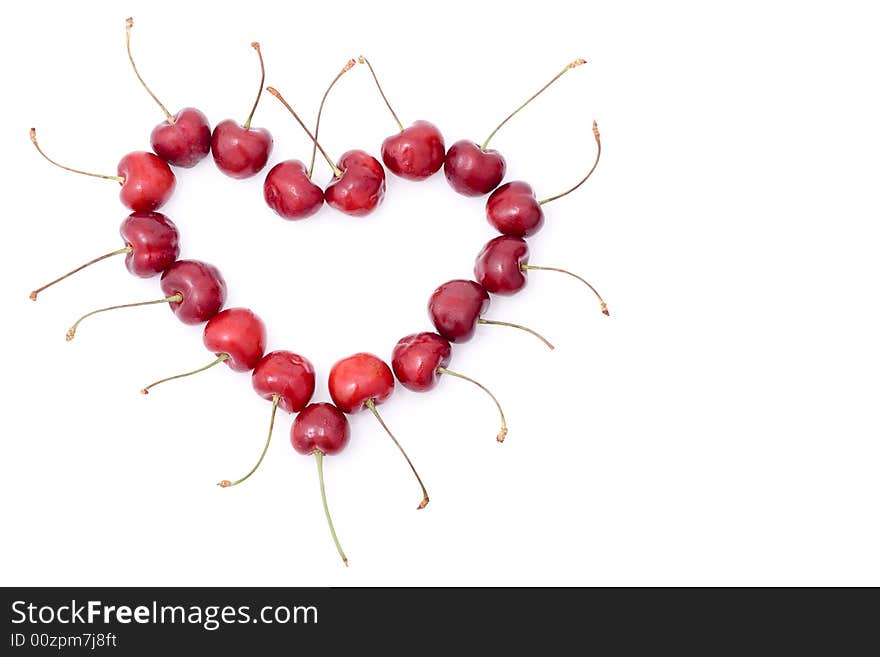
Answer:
141, 353, 229, 395
243, 42, 265, 130
218, 394, 279, 489
436, 367, 508, 442
66, 293, 181, 341
266, 86, 343, 178
315, 450, 348, 567
539, 121, 602, 205
481, 58, 587, 151
358, 55, 404, 133
477, 318, 555, 350
521, 264, 609, 315
308, 58, 356, 179
30, 246, 132, 301
29, 128, 125, 183
365, 399, 429, 510
125, 17, 173, 124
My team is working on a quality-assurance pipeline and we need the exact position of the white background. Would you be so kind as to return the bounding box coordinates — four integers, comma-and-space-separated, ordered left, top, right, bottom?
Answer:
0, 0, 877, 586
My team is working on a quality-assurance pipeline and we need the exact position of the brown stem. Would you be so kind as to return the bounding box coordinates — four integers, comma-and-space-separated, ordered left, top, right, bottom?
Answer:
29, 128, 124, 183
308, 58, 356, 178
66, 294, 181, 341
521, 264, 609, 315
539, 121, 602, 205
30, 246, 132, 301
243, 42, 265, 130
477, 318, 555, 350
125, 17, 173, 123
141, 354, 229, 394
436, 367, 508, 442
266, 86, 343, 178
218, 394, 279, 488
315, 450, 348, 566
365, 399, 429, 510
358, 55, 404, 132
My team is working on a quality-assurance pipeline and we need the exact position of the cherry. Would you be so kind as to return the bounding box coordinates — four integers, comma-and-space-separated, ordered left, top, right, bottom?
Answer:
475, 235, 609, 314
30, 129, 175, 211
29, 211, 179, 301
428, 279, 554, 348
486, 121, 602, 237
211, 43, 273, 179
444, 58, 586, 197
329, 353, 429, 509
160, 259, 227, 324
263, 160, 324, 220
125, 18, 211, 168
358, 56, 445, 180
203, 308, 267, 372
216, 350, 315, 489
140, 307, 265, 394
392, 332, 508, 441
292, 402, 351, 565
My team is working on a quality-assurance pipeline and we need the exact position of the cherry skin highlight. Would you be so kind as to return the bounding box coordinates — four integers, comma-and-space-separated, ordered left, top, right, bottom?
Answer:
203, 308, 266, 372
211, 120, 273, 179
263, 160, 324, 220
381, 120, 445, 181
291, 402, 351, 456
486, 181, 545, 237
117, 151, 176, 211
443, 140, 506, 197
324, 150, 386, 216
119, 211, 180, 277
428, 279, 490, 343
391, 332, 451, 392
474, 235, 529, 295
328, 353, 395, 414
252, 351, 316, 413
160, 260, 227, 324
151, 108, 212, 168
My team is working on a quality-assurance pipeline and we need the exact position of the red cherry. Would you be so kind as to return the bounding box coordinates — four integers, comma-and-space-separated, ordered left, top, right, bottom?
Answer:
263, 160, 324, 220
381, 120, 445, 180
211, 43, 272, 179
474, 235, 529, 295
486, 182, 545, 237
324, 150, 387, 216
116, 151, 176, 211
151, 108, 212, 168
443, 140, 506, 197
124, 19, 211, 168
427, 279, 490, 343
391, 332, 451, 392
120, 211, 180, 277
160, 260, 227, 325
291, 402, 350, 456
328, 352, 394, 414
203, 308, 266, 372
252, 351, 316, 413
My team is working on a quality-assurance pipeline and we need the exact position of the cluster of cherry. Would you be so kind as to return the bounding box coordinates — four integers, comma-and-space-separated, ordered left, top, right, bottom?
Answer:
29, 18, 606, 565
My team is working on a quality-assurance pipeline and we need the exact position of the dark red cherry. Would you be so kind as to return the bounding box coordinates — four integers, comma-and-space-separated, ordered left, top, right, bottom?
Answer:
252, 351, 316, 413
324, 150, 386, 216
428, 279, 490, 343
117, 151, 176, 211
328, 353, 394, 414
381, 120, 445, 181
391, 332, 451, 392
486, 181, 545, 237
211, 119, 273, 179
203, 308, 266, 372
263, 160, 324, 220
160, 260, 227, 324
151, 108, 212, 168
474, 235, 529, 295
443, 140, 506, 196
119, 211, 180, 277
291, 402, 351, 456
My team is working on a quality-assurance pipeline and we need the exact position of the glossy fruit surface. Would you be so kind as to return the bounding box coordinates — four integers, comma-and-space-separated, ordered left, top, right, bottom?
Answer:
117, 151, 176, 211
474, 235, 529, 295
486, 181, 545, 237
203, 307, 266, 372
443, 140, 505, 196
263, 160, 324, 219
428, 279, 490, 342
252, 351, 316, 413
211, 119, 273, 179
291, 402, 350, 456
159, 260, 226, 324
328, 352, 394, 413
119, 211, 180, 277
150, 107, 212, 168
381, 120, 445, 180
324, 150, 386, 216
391, 332, 452, 392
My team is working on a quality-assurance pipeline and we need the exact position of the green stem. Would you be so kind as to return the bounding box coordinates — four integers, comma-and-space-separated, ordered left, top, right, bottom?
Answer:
30, 246, 132, 301
477, 318, 555, 350
66, 293, 182, 341
481, 58, 586, 151
538, 120, 601, 205
365, 399, 429, 509
29, 128, 125, 183
141, 353, 229, 394
218, 394, 279, 488
521, 264, 609, 315
243, 42, 265, 130
436, 367, 508, 442
315, 450, 348, 566
267, 86, 343, 178
358, 55, 404, 132
308, 59, 356, 178
125, 17, 173, 123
